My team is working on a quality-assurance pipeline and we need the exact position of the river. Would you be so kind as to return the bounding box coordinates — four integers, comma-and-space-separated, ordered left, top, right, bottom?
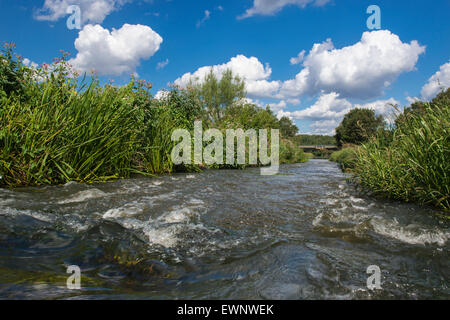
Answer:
0, 160, 448, 299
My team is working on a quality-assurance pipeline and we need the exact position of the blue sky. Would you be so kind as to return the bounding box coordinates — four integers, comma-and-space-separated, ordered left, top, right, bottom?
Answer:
1, 0, 449, 134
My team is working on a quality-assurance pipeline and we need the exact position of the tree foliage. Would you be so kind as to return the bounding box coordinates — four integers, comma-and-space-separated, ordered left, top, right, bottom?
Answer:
188, 69, 245, 124
295, 134, 336, 146
334, 108, 384, 146
278, 116, 298, 138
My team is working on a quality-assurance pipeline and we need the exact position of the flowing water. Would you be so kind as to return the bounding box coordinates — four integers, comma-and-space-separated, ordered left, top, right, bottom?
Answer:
0, 160, 448, 300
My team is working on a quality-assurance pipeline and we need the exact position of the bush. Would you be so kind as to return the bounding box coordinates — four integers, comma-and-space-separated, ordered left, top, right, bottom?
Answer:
280, 139, 308, 164
330, 148, 358, 171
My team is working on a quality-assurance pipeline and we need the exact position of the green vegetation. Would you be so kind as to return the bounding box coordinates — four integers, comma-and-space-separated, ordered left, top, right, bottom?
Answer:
0, 45, 307, 187
331, 90, 449, 210
329, 147, 358, 171
334, 108, 384, 147
304, 152, 314, 160
354, 90, 449, 210
279, 116, 299, 138
295, 134, 336, 146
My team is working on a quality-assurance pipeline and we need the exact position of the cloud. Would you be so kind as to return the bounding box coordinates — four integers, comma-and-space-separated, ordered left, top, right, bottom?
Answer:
196, 10, 211, 28
173, 54, 281, 99
154, 89, 170, 100
308, 119, 340, 135
279, 92, 400, 135
238, 0, 330, 19
69, 24, 163, 76
287, 98, 301, 105
23, 58, 39, 69
171, 30, 424, 104
268, 100, 287, 113
290, 50, 305, 65
35, 0, 131, 24
420, 61, 450, 101
156, 59, 169, 70
280, 30, 426, 100
284, 92, 353, 121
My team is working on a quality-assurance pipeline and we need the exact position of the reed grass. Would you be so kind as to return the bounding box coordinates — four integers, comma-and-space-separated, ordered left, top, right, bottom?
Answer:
354, 94, 449, 210
1, 47, 306, 187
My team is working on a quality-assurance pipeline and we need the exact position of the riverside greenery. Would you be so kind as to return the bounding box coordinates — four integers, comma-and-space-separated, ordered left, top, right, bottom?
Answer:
0, 45, 307, 187
331, 89, 449, 211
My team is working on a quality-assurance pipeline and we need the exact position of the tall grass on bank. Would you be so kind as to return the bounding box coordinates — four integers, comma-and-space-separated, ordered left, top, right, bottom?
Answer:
0, 46, 308, 187
354, 94, 449, 210
0, 47, 198, 186
0, 78, 171, 186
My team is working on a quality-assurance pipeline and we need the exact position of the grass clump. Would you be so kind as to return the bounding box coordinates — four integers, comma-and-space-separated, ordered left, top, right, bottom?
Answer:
354, 89, 450, 210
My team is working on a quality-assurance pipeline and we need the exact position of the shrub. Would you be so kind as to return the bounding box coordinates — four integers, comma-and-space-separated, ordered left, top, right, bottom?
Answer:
330, 148, 358, 171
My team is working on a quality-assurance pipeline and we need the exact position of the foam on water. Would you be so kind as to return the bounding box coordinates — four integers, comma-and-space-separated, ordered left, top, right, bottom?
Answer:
102, 201, 146, 219
314, 203, 449, 246
58, 188, 107, 204
144, 224, 182, 248
0, 206, 56, 223
371, 217, 449, 246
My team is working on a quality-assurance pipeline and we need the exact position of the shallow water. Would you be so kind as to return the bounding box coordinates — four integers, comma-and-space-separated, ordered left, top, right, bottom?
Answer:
0, 160, 448, 299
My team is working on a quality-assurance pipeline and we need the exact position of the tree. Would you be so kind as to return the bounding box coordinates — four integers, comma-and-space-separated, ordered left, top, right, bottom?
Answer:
334, 108, 384, 146
278, 116, 298, 138
189, 69, 246, 124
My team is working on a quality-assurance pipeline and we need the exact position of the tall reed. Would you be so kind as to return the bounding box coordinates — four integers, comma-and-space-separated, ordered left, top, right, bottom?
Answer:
354, 93, 449, 210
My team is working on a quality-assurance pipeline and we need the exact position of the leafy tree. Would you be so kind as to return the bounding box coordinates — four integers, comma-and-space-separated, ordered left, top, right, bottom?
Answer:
334, 108, 384, 146
223, 103, 280, 130
188, 69, 245, 124
278, 116, 298, 138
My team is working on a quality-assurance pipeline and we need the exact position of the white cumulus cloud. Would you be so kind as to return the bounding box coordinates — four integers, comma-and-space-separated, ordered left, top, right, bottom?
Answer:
268, 100, 287, 113
280, 30, 426, 100
239, 0, 330, 19
279, 92, 400, 135
284, 92, 353, 121
420, 61, 450, 101
35, 0, 131, 24
174, 55, 281, 99
23, 58, 39, 69
69, 24, 163, 76
290, 50, 305, 65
